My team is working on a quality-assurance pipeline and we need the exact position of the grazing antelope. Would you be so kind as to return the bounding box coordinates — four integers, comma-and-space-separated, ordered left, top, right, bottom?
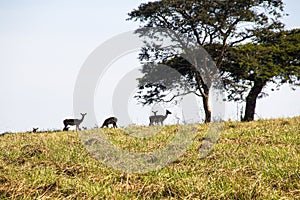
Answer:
149, 110, 172, 126
32, 128, 38, 133
63, 113, 87, 131
63, 126, 69, 131
101, 117, 118, 128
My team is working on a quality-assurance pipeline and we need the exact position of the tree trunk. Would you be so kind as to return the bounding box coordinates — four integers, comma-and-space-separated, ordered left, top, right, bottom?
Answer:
202, 94, 211, 123
194, 69, 211, 123
242, 80, 265, 122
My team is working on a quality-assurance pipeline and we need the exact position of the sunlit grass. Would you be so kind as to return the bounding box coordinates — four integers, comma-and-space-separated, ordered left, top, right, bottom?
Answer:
0, 117, 299, 199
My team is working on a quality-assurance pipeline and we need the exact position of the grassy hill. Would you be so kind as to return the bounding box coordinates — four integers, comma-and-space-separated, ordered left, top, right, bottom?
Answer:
0, 117, 299, 199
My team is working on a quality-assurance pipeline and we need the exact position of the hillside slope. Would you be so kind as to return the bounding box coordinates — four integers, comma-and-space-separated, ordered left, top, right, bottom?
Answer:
0, 117, 299, 199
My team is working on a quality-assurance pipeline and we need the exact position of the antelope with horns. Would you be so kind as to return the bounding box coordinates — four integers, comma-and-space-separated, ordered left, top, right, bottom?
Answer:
149, 110, 172, 126
63, 113, 87, 131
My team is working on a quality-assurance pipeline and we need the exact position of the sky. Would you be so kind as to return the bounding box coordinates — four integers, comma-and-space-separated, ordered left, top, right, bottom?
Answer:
0, 0, 299, 133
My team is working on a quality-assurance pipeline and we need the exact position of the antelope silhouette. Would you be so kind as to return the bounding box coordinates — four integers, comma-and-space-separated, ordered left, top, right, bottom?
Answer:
149, 110, 172, 126
101, 117, 118, 128
63, 113, 87, 131
32, 128, 38, 133
63, 126, 69, 131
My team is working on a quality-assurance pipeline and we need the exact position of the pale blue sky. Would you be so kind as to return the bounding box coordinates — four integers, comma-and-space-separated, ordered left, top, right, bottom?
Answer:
0, 0, 299, 132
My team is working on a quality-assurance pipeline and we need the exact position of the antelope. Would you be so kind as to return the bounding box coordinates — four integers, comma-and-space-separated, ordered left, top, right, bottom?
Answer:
63, 113, 87, 131
149, 110, 172, 126
63, 126, 69, 131
101, 117, 118, 128
32, 128, 38, 133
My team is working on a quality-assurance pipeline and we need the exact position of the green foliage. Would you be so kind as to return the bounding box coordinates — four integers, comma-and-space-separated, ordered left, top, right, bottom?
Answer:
128, 0, 285, 48
0, 117, 300, 199
128, 0, 286, 123
222, 28, 300, 102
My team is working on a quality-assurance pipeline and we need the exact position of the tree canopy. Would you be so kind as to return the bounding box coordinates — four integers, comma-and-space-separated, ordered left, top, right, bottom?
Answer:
221, 28, 300, 121
128, 0, 286, 122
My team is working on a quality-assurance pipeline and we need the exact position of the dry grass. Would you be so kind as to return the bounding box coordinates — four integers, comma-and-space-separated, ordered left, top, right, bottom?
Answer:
0, 117, 299, 199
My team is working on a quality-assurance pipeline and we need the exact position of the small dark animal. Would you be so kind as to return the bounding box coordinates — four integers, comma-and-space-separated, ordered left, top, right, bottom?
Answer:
63, 127, 69, 131
63, 113, 87, 131
101, 117, 118, 128
32, 128, 38, 133
149, 110, 172, 126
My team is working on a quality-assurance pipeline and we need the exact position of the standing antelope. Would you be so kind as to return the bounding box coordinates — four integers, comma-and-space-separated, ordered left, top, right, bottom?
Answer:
101, 117, 118, 128
63, 113, 87, 131
149, 110, 172, 126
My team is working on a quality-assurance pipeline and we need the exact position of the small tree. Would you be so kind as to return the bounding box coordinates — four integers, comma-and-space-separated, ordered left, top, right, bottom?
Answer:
221, 29, 300, 121
128, 0, 285, 123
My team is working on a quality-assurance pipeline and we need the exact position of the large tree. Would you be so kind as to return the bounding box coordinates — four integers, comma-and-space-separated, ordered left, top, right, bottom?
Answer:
128, 0, 285, 123
221, 28, 300, 121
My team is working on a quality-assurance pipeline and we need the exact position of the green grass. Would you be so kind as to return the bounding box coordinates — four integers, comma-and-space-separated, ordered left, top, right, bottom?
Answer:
0, 117, 299, 199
